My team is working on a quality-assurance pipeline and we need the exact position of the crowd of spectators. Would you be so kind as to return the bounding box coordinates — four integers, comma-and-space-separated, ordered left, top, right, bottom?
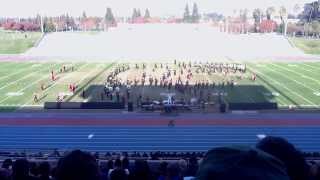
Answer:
0, 136, 320, 180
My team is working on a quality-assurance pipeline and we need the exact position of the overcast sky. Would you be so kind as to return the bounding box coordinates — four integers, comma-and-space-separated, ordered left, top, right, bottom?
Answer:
0, 0, 311, 17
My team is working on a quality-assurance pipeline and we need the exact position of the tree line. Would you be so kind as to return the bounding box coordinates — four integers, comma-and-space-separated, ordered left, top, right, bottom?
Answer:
183, 3, 200, 23
0, 1, 319, 37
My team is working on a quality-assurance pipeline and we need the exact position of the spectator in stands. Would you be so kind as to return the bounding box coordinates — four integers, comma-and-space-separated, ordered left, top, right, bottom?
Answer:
0, 168, 10, 180
110, 168, 128, 180
309, 162, 320, 180
30, 162, 39, 177
196, 146, 290, 180
2, 158, 13, 170
157, 161, 168, 180
50, 167, 57, 180
184, 156, 198, 179
109, 159, 129, 180
38, 162, 51, 180
178, 159, 187, 178
1, 158, 12, 179
55, 150, 100, 180
256, 136, 310, 180
129, 159, 151, 180
12, 159, 38, 180
122, 158, 130, 173
106, 159, 114, 173
99, 161, 110, 180
166, 162, 182, 180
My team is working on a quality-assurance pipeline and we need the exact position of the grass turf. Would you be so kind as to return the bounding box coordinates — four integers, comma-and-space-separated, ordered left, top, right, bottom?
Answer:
0, 30, 42, 54
289, 37, 320, 55
0, 61, 319, 111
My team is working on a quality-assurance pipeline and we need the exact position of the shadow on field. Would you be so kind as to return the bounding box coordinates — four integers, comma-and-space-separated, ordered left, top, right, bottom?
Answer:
78, 83, 278, 110
223, 85, 276, 103
223, 85, 278, 110
64, 63, 114, 102
255, 73, 299, 106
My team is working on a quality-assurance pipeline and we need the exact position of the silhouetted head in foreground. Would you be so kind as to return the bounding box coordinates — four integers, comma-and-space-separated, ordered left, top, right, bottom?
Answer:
12, 159, 35, 180
0, 168, 10, 180
110, 168, 128, 180
38, 161, 51, 180
196, 146, 290, 180
2, 159, 13, 170
256, 136, 309, 180
55, 150, 100, 180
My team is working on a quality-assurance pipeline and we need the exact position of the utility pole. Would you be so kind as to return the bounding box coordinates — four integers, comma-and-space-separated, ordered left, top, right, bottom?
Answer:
40, 14, 44, 33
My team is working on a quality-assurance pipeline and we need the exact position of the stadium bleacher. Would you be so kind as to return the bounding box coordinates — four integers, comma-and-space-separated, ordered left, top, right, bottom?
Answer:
0, 136, 320, 180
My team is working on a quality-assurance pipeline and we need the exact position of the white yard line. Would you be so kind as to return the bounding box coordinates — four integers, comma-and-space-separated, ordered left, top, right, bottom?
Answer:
0, 64, 58, 104
76, 64, 101, 84
0, 63, 53, 91
256, 89, 287, 106
20, 63, 90, 107
267, 63, 319, 92
294, 65, 320, 75
0, 63, 46, 81
302, 63, 320, 71
250, 66, 317, 106
206, 70, 256, 103
278, 104, 320, 108
0, 104, 43, 107
75, 64, 110, 102
270, 63, 320, 85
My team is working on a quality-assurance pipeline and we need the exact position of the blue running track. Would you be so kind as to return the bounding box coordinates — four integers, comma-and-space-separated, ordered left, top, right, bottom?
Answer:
0, 126, 319, 152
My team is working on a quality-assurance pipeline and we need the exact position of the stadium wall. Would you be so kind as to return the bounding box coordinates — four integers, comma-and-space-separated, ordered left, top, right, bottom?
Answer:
44, 102, 125, 109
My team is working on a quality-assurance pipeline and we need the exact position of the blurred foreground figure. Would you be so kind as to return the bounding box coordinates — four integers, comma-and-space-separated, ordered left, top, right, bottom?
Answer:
196, 146, 290, 180
257, 136, 310, 180
55, 150, 100, 180
12, 159, 38, 180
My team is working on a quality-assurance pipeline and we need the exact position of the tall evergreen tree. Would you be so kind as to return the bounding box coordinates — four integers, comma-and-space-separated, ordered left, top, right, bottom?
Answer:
105, 7, 116, 26
253, 8, 263, 32
183, 4, 190, 23
266, 7, 276, 20
191, 3, 200, 23
132, 8, 138, 20
137, 9, 142, 17
301, 1, 319, 22
65, 13, 74, 30
43, 17, 55, 32
144, 9, 151, 19
82, 11, 87, 19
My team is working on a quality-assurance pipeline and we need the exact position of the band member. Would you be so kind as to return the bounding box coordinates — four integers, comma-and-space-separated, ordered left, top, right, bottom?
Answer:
33, 93, 39, 102
251, 73, 257, 81
101, 93, 104, 101
155, 78, 158, 86
57, 94, 63, 102
72, 84, 76, 93
51, 71, 55, 81
69, 84, 73, 92
41, 83, 45, 91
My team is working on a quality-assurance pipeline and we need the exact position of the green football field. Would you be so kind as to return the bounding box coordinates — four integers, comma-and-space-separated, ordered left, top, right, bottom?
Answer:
289, 37, 320, 55
0, 61, 319, 111
0, 30, 42, 54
